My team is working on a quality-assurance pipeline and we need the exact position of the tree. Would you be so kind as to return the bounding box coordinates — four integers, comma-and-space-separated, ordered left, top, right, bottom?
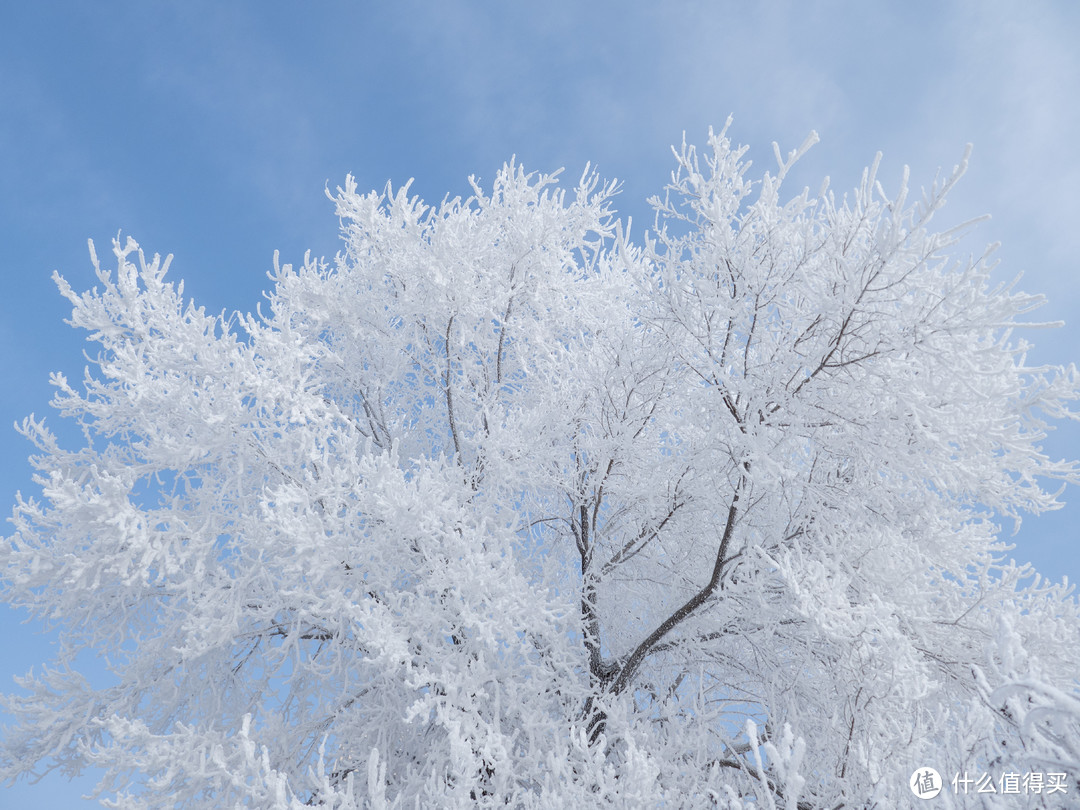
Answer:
3, 122, 1080, 808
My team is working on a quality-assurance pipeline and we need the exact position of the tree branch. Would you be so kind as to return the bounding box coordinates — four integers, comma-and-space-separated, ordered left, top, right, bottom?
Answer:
444, 315, 461, 459
610, 479, 742, 696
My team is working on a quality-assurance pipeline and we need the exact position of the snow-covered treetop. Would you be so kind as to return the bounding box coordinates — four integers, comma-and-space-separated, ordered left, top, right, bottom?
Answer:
3, 125, 1079, 808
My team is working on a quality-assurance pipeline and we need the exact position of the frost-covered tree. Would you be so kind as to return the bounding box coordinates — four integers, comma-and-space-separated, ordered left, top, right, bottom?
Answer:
4, 123, 1080, 808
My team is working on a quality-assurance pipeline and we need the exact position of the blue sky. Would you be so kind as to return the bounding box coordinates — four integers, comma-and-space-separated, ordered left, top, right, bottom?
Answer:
3, 2, 1079, 805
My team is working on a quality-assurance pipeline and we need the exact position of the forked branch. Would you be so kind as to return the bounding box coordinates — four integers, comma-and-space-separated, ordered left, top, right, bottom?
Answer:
609, 479, 742, 695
